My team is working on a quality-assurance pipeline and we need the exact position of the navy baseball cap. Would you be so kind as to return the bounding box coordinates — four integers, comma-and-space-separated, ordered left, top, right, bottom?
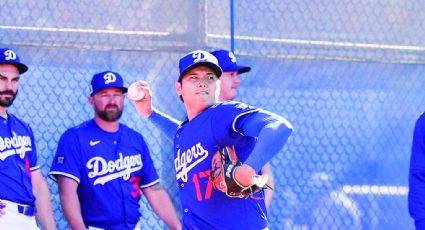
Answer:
210, 49, 251, 74
178, 50, 222, 82
89, 71, 127, 95
0, 48, 28, 74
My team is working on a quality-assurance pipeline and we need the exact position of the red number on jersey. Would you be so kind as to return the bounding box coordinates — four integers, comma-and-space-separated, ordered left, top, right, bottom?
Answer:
129, 176, 141, 198
192, 170, 213, 201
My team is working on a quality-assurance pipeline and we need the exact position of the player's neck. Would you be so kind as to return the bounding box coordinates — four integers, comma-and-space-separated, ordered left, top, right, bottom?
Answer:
185, 103, 211, 121
218, 95, 229, 101
93, 116, 119, 133
0, 107, 7, 119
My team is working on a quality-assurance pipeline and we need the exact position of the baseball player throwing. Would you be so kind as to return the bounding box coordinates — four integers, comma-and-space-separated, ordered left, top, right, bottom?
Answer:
130, 50, 292, 229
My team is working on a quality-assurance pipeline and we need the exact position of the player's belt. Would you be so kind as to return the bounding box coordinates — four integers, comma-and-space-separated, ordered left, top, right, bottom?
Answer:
1, 199, 36, 216
17, 204, 36, 216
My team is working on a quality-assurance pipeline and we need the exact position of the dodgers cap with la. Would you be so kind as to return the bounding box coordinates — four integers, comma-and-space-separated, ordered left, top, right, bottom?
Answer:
89, 71, 128, 95
178, 50, 222, 82
0, 48, 28, 74
210, 49, 251, 74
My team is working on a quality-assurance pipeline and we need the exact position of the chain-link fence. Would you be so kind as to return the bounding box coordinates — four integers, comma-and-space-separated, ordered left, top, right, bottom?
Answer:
1, 0, 422, 229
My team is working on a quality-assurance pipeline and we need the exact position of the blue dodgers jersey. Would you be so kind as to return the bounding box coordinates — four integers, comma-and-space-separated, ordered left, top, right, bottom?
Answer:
49, 120, 160, 230
409, 112, 425, 225
174, 101, 269, 230
0, 114, 38, 206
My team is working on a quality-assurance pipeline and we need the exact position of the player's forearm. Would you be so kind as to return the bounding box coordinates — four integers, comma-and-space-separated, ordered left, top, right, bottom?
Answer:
31, 170, 56, 230
33, 181, 57, 230
61, 198, 86, 230
149, 109, 181, 143
144, 186, 181, 230
154, 192, 181, 230
59, 189, 86, 230
244, 120, 293, 172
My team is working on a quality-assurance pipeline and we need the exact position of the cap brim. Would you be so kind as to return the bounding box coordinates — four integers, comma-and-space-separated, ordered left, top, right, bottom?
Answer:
179, 62, 222, 81
91, 87, 128, 96
120, 87, 128, 93
221, 65, 251, 74
8, 63, 28, 74
237, 66, 251, 74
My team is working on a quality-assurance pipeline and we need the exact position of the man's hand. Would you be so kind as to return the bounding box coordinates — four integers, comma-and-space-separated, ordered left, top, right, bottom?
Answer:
0, 200, 6, 216
127, 80, 154, 117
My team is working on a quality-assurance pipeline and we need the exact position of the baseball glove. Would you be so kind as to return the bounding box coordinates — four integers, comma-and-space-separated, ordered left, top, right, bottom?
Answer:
211, 146, 270, 198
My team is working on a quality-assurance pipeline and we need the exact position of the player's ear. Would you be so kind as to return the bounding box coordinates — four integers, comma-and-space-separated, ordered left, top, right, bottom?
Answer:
88, 95, 95, 108
175, 81, 182, 96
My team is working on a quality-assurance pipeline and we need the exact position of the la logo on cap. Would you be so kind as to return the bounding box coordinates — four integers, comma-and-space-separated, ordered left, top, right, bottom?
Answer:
192, 51, 209, 63
228, 52, 237, 63
4, 50, 17, 61
103, 72, 117, 84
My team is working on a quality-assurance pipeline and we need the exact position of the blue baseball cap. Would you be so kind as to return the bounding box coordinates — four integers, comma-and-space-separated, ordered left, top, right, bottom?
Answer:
178, 50, 222, 82
0, 48, 28, 74
210, 49, 251, 74
89, 71, 127, 95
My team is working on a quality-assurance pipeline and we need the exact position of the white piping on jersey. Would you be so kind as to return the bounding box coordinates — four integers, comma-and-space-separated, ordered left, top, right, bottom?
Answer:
48, 171, 81, 184
232, 109, 260, 136
139, 179, 160, 189
29, 165, 40, 171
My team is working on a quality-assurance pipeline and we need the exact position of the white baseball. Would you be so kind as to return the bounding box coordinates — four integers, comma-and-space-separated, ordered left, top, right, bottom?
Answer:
127, 83, 145, 101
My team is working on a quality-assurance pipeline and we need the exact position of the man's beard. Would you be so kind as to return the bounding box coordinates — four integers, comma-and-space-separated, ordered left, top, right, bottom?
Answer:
95, 104, 123, 122
0, 90, 17, 107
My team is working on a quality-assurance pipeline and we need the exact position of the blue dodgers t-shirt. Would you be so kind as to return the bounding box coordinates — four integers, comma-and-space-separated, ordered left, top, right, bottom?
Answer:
0, 114, 38, 206
50, 120, 160, 230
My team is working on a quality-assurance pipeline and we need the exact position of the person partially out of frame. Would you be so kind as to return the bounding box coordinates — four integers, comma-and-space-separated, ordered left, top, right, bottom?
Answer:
0, 48, 56, 230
